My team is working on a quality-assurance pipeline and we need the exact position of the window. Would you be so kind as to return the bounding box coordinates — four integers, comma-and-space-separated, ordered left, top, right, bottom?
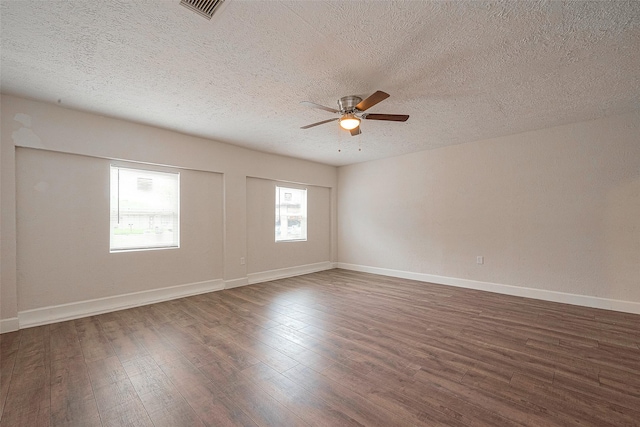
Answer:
275, 186, 307, 242
110, 165, 180, 252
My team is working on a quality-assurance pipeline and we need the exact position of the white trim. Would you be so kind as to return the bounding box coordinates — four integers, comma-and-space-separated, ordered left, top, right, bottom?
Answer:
225, 277, 249, 289
248, 261, 333, 285
18, 279, 224, 329
337, 263, 640, 315
0, 317, 20, 333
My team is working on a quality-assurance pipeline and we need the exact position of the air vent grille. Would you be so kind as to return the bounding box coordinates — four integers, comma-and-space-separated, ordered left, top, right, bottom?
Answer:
180, 0, 225, 20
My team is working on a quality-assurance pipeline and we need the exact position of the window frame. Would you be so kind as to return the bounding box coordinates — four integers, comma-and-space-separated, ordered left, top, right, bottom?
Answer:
109, 164, 181, 253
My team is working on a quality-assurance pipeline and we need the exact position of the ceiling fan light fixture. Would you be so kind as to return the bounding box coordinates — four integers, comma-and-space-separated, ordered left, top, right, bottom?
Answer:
339, 114, 360, 130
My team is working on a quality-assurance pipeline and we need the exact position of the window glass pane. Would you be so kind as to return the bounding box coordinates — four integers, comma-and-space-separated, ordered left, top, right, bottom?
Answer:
110, 166, 180, 251
276, 186, 307, 242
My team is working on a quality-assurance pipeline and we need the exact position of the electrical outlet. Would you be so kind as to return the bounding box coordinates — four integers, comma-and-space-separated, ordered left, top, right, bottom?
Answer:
240, 257, 245, 265
477, 256, 484, 265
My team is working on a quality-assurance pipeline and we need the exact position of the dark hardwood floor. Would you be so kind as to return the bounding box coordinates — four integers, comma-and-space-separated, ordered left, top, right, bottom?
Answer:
1, 269, 639, 426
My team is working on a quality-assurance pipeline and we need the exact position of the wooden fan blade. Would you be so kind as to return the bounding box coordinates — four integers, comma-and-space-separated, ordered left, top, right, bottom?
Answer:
356, 90, 390, 111
350, 126, 361, 136
300, 101, 339, 113
300, 118, 339, 129
364, 113, 409, 122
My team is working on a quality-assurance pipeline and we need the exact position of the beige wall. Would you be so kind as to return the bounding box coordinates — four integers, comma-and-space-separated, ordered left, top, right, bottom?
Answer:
2, 91, 638, 328
247, 177, 331, 274
338, 111, 640, 305
0, 94, 337, 329
16, 149, 224, 310
1, 101, 19, 325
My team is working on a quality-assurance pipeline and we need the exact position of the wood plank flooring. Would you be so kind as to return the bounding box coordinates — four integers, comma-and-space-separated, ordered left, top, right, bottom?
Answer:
1, 269, 639, 426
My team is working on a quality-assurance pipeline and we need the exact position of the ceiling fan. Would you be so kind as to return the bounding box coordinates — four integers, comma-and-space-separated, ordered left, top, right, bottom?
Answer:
300, 90, 409, 136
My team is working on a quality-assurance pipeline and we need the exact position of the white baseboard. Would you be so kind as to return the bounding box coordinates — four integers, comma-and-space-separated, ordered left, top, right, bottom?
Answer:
0, 317, 19, 333
18, 279, 224, 329
225, 277, 249, 289
337, 263, 640, 315
248, 261, 333, 285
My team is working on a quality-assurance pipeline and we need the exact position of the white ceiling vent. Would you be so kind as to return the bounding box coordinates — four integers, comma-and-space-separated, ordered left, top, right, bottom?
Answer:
180, 0, 226, 20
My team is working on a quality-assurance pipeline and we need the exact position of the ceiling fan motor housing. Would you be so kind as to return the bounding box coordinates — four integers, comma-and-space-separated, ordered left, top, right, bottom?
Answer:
338, 96, 362, 113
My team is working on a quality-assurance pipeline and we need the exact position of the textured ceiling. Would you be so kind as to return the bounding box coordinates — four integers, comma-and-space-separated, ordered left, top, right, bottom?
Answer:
1, 1, 639, 166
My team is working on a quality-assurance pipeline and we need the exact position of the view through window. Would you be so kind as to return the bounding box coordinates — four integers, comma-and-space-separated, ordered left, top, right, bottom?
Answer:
275, 186, 307, 241
110, 166, 180, 251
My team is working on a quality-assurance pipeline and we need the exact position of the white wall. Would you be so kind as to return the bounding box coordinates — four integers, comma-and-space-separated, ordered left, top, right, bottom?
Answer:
0, 94, 337, 330
338, 111, 640, 312
246, 177, 331, 277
